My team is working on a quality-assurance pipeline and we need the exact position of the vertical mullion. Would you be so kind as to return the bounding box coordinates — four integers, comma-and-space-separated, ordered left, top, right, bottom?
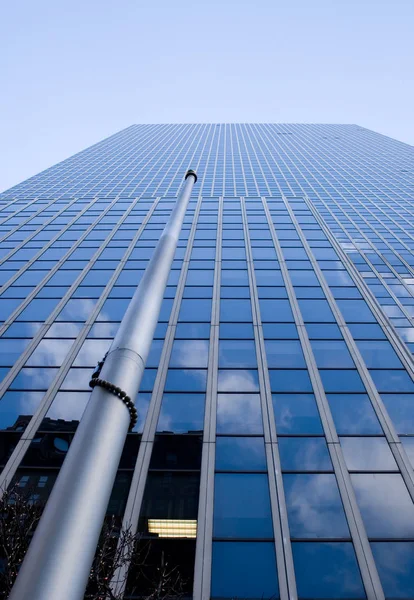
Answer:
193, 196, 222, 600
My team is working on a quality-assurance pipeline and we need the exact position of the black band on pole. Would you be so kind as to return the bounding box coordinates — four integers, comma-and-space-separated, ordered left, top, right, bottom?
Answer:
185, 169, 197, 183
89, 378, 137, 431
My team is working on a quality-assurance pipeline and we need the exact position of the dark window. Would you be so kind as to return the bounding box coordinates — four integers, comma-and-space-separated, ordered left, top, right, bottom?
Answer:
292, 542, 366, 599
371, 542, 414, 599
211, 541, 279, 599
157, 394, 205, 433
213, 473, 273, 538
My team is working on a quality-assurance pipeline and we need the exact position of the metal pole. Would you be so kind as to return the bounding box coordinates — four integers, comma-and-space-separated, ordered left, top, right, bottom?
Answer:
9, 170, 197, 600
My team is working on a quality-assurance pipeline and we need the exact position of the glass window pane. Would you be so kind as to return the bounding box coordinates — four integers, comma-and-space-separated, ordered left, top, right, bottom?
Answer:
0, 391, 45, 430
341, 438, 398, 471
216, 437, 266, 471
322, 271, 355, 286
216, 394, 263, 434
269, 370, 313, 393
0, 339, 31, 366
175, 323, 210, 339
279, 438, 332, 471
348, 323, 387, 340
311, 341, 355, 368
356, 341, 403, 369
298, 299, 335, 323
17, 299, 60, 322
169, 340, 209, 368
218, 370, 260, 393
284, 473, 350, 538
164, 370, 207, 392
336, 299, 376, 323
72, 339, 111, 367
157, 394, 205, 433
219, 340, 257, 368
25, 339, 75, 367
211, 541, 279, 599
327, 394, 383, 435
306, 324, 342, 339
57, 298, 96, 322
292, 542, 366, 599
179, 299, 212, 322
265, 340, 306, 368
11, 367, 58, 390
371, 371, 414, 393
371, 542, 414, 599
220, 299, 252, 322
221, 270, 249, 286
352, 474, 414, 538
262, 323, 299, 339
259, 299, 294, 322
320, 370, 366, 393
273, 394, 324, 434
289, 270, 320, 286
402, 437, 414, 468
381, 394, 414, 434
219, 323, 254, 339
213, 473, 273, 538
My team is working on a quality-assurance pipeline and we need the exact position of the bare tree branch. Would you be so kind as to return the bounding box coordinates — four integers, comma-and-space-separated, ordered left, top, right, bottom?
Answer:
0, 487, 185, 600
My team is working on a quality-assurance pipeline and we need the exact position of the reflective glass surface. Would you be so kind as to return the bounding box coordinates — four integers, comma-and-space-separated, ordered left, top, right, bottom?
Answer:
157, 394, 205, 433
273, 394, 324, 434
213, 473, 273, 538
352, 474, 414, 538
371, 542, 414, 599
292, 542, 366, 599
284, 474, 350, 538
327, 394, 383, 434
279, 438, 332, 471
211, 542, 279, 599
341, 438, 398, 471
216, 394, 263, 434
215, 437, 267, 471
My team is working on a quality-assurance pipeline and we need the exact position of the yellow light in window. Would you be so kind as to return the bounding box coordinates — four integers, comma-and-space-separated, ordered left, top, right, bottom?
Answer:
147, 519, 197, 538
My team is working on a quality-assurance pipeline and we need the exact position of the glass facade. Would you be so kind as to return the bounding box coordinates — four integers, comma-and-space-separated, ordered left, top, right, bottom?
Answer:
0, 123, 414, 599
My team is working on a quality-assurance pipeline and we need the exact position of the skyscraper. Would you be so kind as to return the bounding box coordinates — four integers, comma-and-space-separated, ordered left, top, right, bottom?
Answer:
0, 123, 414, 599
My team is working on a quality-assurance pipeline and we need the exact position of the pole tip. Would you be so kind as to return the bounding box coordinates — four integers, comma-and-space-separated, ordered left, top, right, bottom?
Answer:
185, 169, 198, 183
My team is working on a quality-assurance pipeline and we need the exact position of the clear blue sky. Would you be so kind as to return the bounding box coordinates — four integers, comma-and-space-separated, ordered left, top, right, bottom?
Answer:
1, 0, 413, 193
